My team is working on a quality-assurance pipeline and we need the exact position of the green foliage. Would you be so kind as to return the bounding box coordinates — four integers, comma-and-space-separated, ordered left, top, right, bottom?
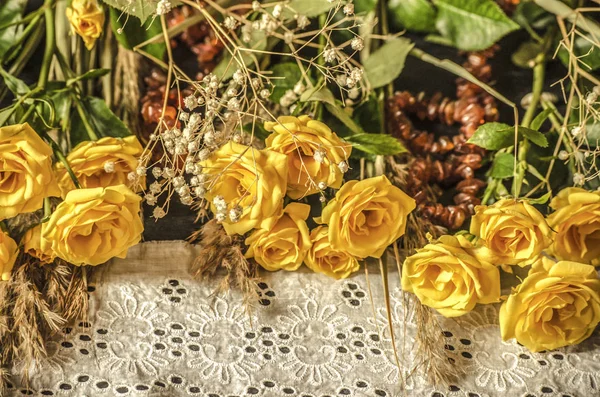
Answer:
364, 38, 414, 88
511, 41, 542, 69
345, 133, 407, 156
558, 35, 600, 72
530, 108, 553, 131
388, 0, 437, 33
269, 63, 303, 104
489, 152, 514, 178
66, 68, 110, 87
70, 97, 131, 146
286, 0, 336, 17
0, 0, 27, 58
468, 122, 515, 150
469, 123, 548, 150
433, 0, 519, 51
0, 66, 29, 95
300, 85, 336, 106
109, 6, 166, 60
102, 0, 177, 24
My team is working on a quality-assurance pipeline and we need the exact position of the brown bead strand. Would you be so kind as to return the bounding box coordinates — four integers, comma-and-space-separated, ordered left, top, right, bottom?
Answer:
387, 48, 499, 230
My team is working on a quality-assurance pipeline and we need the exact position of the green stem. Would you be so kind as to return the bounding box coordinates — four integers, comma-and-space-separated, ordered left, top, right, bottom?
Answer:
74, 100, 98, 140
512, 29, 553, 197
38, 0, 56, 89
315, 13, 327, 120
521, 55, 547, 129
18, 106, 35, 124
43, 134, 81, 189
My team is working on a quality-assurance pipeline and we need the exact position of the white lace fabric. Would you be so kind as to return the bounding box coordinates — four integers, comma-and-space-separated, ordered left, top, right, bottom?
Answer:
8, 241, 600, 397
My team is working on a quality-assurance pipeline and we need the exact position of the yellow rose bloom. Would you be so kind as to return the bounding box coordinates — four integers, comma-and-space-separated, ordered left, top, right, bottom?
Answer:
0, 230, 18, 281
200, 142, 288, 236
318, 175, 415, 258
41, 185, 143, 266
470, 199, 553, 267
500, 257, 600, 352
245, 203, 311, 271
304, 225, 360, 279
401, 234, 500, 317
66, 0, 105, 50
55, 136, 144, 197
264, 115, 352, 199
0, 123, 61, 221
22, 225, 55, 264
547, 187, 600, 266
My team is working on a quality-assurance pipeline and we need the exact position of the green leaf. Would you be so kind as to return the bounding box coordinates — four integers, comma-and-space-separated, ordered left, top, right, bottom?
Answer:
353, 94, 382, 134
364, 38, 414, 88
389, 0, 437, 33
513, 2, 549, 29
71, 96, 131, 146
269, 63, 303, 104
286, 0, 336, 17
0, 0, 27, 57
558, 35, 600, 72
109, 6, 166, 60
469, 123, 548, 150
0, 66, 29, 95
300, 85, 336, 106
66, 68, 110, 86
468, 122, 514, 150
530, 108, 553, 131
586, 121, 600, 147
511, 41, 541, 69
325, 103, 364, 135
489, 152, 514, 178
519, 126, 548, 148
213, 30, 267, 81
433, 0, 519, 51
101, 0, 176, 24
345, 133, 407, 155
354, 0, 377, 13
527, 191, 552, 205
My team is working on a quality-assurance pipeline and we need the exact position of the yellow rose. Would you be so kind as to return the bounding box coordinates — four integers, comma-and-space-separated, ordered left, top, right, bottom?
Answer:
304, 225, 359, 279
41, 185, 143, 266
66, 0, 105, 50
469, 199, 553, 266
200, 142, 288, 236
22, 225, 55, 264
318, 175, 415, 258
401, 234, 500, 317
547, 187, 600, 266
0, 230, 18, 281
55, 136, 144, 197
264, 115, 352, 199
245, 203, 311, 271
0, 123, 61, 220
500, 257, 600, 352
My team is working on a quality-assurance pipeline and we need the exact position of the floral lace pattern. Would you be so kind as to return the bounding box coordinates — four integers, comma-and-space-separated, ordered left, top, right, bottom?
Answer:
8, 242, 599, 397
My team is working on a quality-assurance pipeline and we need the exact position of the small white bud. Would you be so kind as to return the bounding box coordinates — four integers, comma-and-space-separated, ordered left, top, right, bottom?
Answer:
317, 181, 327, 190
319, 195, 326, 203
153, 207, 166, 219
313, 149, 326, 164
338, 161, 349, 173
136, 166, 146, 177
573, 172, 585, 186
558, 150, 569, 161
103, 161, 115, 174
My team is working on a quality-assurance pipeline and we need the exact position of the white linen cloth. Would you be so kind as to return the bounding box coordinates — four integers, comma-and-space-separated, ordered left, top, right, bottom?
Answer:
8, 241, 600, 397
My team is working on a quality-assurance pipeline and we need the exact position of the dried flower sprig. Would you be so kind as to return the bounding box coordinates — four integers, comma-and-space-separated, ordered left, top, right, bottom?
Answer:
133, 0, 368, 221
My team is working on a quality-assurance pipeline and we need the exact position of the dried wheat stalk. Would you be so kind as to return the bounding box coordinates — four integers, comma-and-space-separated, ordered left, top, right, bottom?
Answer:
189, 220, 259, 305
